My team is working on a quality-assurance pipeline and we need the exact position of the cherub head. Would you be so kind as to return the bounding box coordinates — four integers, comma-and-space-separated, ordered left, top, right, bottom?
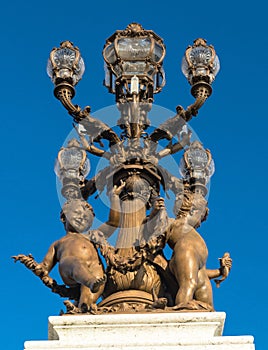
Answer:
176, 190, 208, 228
60, 199, 94, 233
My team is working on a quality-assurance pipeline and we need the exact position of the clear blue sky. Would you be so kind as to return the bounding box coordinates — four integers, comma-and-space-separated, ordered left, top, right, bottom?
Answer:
1, 0, 267, 349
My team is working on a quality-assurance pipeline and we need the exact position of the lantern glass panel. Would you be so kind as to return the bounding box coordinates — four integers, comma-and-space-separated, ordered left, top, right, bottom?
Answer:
153, 43, 164, 62
104, 63, 111, 87
113, 64, 122, 77
179, 158, 187, 178
82, 158, 90, 177
189, 47, 213, 66
104, 43, 117, 64
47, 48, 85, 84
61, 148, 84, 169
181, 46, 220, 80
187, 148, 208, 170
122, 61, 147, 75
207, 158, 215, 178
117, 38, 151, 60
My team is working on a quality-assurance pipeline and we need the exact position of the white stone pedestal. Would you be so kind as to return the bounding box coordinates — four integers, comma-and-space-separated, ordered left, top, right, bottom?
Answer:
24, 312, 255, 350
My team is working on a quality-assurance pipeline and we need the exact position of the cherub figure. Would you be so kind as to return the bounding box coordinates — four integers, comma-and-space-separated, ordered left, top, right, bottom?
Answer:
167, 189, 231, 310
15, 199, 106, 313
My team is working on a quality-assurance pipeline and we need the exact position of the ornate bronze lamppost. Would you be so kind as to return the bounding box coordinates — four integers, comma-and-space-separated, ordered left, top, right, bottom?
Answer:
14, 23, 231, 314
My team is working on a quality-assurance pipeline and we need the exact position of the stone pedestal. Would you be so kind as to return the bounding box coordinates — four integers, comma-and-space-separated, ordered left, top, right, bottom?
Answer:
24, 312, 255, 350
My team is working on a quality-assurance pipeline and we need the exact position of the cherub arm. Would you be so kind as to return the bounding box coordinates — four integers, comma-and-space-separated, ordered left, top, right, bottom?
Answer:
97, 183, 125, 238
206, 268, 221, 279
12, 251, 80, 299
207, 252, 232, 286
143, 198, 169, 251
146, 198, 166, 232
35, 242, 58, 275
12, 244, 57, 289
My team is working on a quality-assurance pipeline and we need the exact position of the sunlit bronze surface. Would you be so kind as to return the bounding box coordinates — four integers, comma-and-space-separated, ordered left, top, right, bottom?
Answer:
13, 23, 231, 315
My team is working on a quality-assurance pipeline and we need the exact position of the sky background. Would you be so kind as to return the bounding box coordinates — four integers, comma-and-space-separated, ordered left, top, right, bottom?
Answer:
1, 0, 267, 349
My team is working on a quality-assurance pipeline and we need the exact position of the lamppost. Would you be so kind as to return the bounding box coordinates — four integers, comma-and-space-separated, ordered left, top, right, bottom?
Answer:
14, 23, 231, 314
47, 23, 219, 310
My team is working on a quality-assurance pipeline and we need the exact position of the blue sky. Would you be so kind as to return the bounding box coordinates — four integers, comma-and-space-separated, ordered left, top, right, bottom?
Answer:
1, 0, 267, 349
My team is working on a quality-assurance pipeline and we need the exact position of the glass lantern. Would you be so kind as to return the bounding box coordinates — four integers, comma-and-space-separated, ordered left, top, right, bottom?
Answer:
181, 38, 220, 86
179, 140, 215, 186
103, 23, 166, 96
55, 139, 90, 182
47, 41, 85, 86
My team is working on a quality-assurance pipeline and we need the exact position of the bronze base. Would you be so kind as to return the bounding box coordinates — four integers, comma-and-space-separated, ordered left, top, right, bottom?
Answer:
99, 289, 154, 308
